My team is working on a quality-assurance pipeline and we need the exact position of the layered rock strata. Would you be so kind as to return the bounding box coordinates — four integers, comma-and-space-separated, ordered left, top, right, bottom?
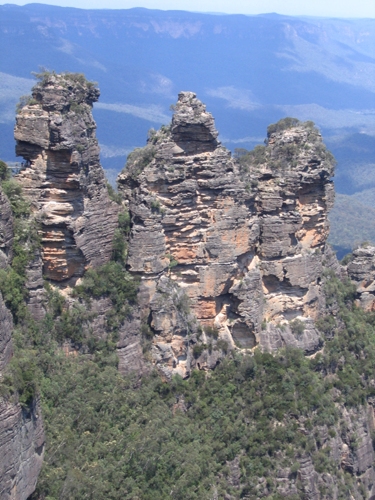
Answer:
0, 185, 44, 499
0, 394, 44, 500
0, 188, 13, 370
118, 92, 335, 377
0, 187, 13, 269
14, 72, 119, 283
346, 245, 375, 310
0, 234, 44, 498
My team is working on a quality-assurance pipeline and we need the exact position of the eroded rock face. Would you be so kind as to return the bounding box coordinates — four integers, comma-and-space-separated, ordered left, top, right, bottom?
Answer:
0, 292, 13, 373
0, 291, 44, 499
14, 73, 119, 283
0, 187, 13, 269
0, 397, 44, 500
347, 246, 375, 310
118, 92, 335, 377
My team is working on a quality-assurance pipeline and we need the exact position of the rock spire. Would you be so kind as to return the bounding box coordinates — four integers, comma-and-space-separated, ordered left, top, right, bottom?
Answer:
118, 92, 335, 378
14, 72, 119, 282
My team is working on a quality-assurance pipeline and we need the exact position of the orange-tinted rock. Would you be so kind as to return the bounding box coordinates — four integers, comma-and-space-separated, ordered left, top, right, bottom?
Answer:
14, 73, 119, 284
118, 93, 336, 376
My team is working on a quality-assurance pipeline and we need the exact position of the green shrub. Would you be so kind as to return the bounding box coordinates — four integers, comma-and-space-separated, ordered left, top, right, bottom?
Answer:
125, 145, 156, 178
0, 160, 10, 181
340, 252, 353, 266
290, 319, 305, 336
267, 117, 301, 137
193, 343, 207, 358
1, 179, 30, 217
0, 267, 28, 319
205, 325, 219, 339
106, 183, 123, 204
166, 253, 178, 269
16, 95, 38, 112
73, 261, 139, 331
112, 210, 130, 264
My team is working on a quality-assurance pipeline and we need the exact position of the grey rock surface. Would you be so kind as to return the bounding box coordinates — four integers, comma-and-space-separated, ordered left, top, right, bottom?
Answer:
0, 293, 44, 499
118, 92, 335, 377
0, 397, 44, 500
0, 187, 13, 269
347, 245, 375, 310
14, 72, 119, 283
0, 292, 13, 373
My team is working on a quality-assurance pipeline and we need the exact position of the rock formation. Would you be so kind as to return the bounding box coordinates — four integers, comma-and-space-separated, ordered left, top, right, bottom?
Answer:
0, 190, 44, 500
346, 245, 375, 310
14, 72, 119, 283
0, 393, 44, 500
4, 78, 375, 498
118, 92, 335, 378
0, 188, 13, 270
0, 187, 14, 371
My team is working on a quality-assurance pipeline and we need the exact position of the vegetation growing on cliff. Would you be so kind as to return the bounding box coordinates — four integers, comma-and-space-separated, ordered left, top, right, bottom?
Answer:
4, 271, 366, 498
235, 118, 336, 177
32, 68, 98, 90
0, 161, 39, 322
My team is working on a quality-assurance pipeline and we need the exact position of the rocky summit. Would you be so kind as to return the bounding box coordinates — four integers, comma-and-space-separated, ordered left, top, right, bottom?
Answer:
118, 92, 335, 378
14, 72, 119, 284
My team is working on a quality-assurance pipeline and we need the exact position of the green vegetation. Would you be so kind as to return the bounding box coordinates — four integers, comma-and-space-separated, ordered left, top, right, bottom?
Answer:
73, 261, 138, 332
0, 159, 9, 181
0, 164, 39, 322
266, 117, 302, 137
289, 318, 305, 336
147, 124, 171, 145
16, 94, 39, 112
32, 68, 97, 90
166, 253, 178, 269
2, 157, 375, 497
69, 101, 87, 114
125, 145, 156, 179
234, 145, 267, 171
24, 264, 375, 498
106, 182, 123, 205
112, 209, 130, 264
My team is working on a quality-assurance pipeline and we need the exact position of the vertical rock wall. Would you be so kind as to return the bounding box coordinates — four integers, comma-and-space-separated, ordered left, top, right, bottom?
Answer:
0, 189, 44, 500
118, 92, 335, 378
14, 73, 119, 283
346, 245, 375, 310
0, 188, 13, 270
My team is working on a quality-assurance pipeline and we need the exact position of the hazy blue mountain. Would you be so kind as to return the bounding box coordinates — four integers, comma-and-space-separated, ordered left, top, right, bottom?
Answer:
1, 4, 375, 233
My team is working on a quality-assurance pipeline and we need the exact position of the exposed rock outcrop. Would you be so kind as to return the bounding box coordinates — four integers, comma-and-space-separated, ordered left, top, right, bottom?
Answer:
14, 72, 119, 283
0, 292, 13, 373
0, 292, 44, 499
0, 396, 44, 500
347, 245, 375, 310
118, 92, 335, 377
0, 187, 13, 269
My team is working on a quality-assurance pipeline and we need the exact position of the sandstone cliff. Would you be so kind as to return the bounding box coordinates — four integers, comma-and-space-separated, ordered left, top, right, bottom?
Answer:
3, 78, 375, 499
14, 72, 119, 284
118, 92, 335, 378
0, 188, 13, 270
346, 245, 375, 311
0, 189, 44, 500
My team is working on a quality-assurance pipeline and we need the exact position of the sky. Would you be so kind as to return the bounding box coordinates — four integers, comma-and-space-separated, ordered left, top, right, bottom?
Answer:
1, 0, 375, 18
